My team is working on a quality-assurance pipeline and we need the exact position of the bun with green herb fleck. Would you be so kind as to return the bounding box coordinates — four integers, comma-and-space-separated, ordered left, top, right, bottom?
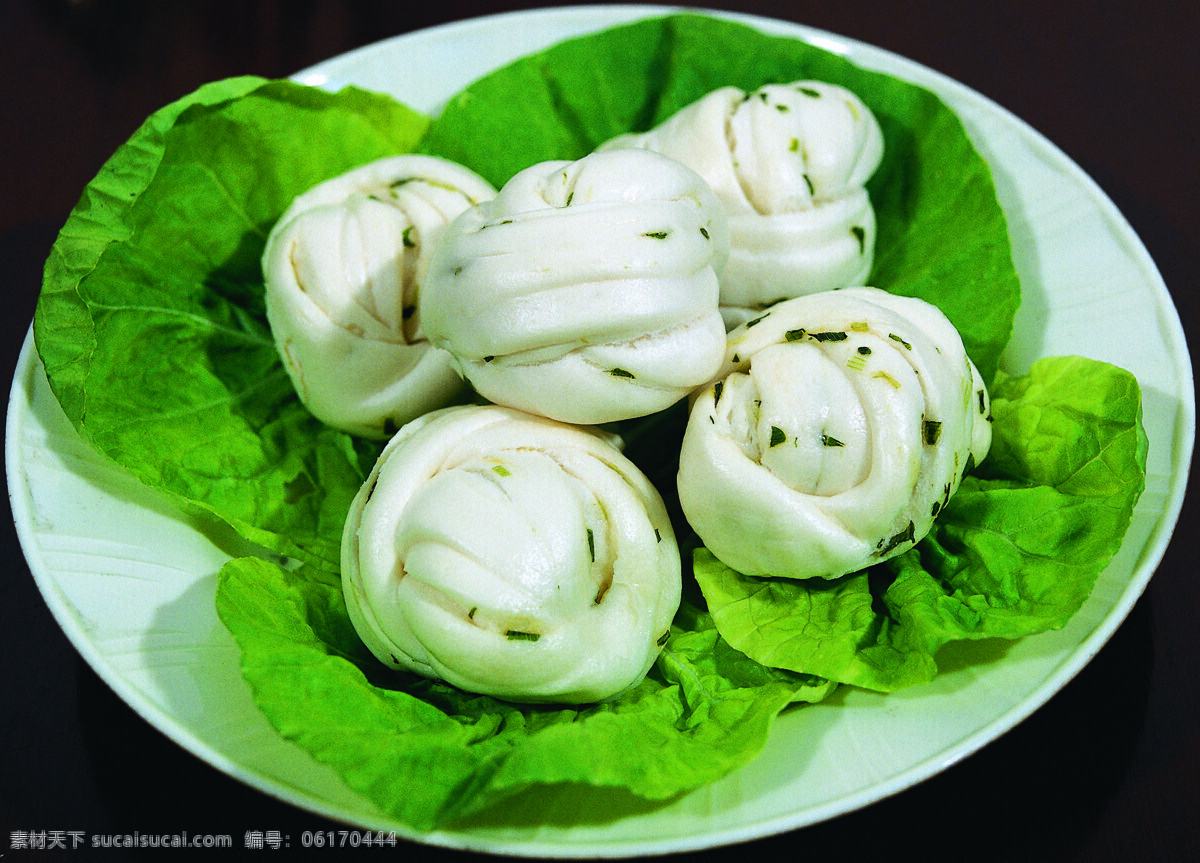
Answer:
420, 148, 729, 424
341, 404, 682, 704
601, 81, 883, 327
263, 154, 497, 439
678, 287, 991, 581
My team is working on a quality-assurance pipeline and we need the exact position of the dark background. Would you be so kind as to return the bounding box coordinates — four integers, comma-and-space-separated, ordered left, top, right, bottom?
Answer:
2, 1, 1196, 860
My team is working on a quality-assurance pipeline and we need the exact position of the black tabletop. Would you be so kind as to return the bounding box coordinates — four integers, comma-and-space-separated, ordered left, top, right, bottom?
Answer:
3, 2, 1196, 860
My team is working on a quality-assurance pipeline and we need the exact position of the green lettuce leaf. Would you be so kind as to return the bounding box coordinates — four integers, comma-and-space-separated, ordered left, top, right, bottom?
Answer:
694, 356, 1148, 691
33, 12, 1020, 574
34, 79, 428, 570
28, 11, 1142, 823
215, 556, 833, 830
421, 13, 1019, 382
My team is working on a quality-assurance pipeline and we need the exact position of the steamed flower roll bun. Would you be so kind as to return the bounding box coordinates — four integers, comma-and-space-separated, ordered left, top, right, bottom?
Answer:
421, 148, 730, 424
602, 81, 883, 326
263, 154, 496, 438
678, 287, 991, 581
341, 404, 682, 704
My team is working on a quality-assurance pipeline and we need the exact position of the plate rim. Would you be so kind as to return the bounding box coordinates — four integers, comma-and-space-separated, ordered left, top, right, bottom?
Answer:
7, 4, 1194, 857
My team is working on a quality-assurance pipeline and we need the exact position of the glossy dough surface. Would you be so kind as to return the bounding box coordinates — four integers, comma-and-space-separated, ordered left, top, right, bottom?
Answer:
602, 82, 883, 326
263, 154, 496, 438
678, 287, 991, 580
421, 149, 730, 423
341, 404, 682, 704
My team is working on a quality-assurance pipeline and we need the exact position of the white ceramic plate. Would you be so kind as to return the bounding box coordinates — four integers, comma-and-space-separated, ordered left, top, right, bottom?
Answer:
7, 5, 1194, 858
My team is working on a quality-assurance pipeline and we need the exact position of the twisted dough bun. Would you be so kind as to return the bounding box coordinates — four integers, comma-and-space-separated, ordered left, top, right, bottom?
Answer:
263, 154, 496, 438
421, 148, 729, 424
341, 404, 682, 704
601, 81, 884, 326
678, 287, 991, 581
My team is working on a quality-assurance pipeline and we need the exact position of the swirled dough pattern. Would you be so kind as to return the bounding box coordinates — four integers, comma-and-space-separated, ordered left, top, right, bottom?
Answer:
601, 81, 884, 326
678, 287, 991, 580
341, 404, 682, 704
421, 148, 729, 424
263, 155, 496, 438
